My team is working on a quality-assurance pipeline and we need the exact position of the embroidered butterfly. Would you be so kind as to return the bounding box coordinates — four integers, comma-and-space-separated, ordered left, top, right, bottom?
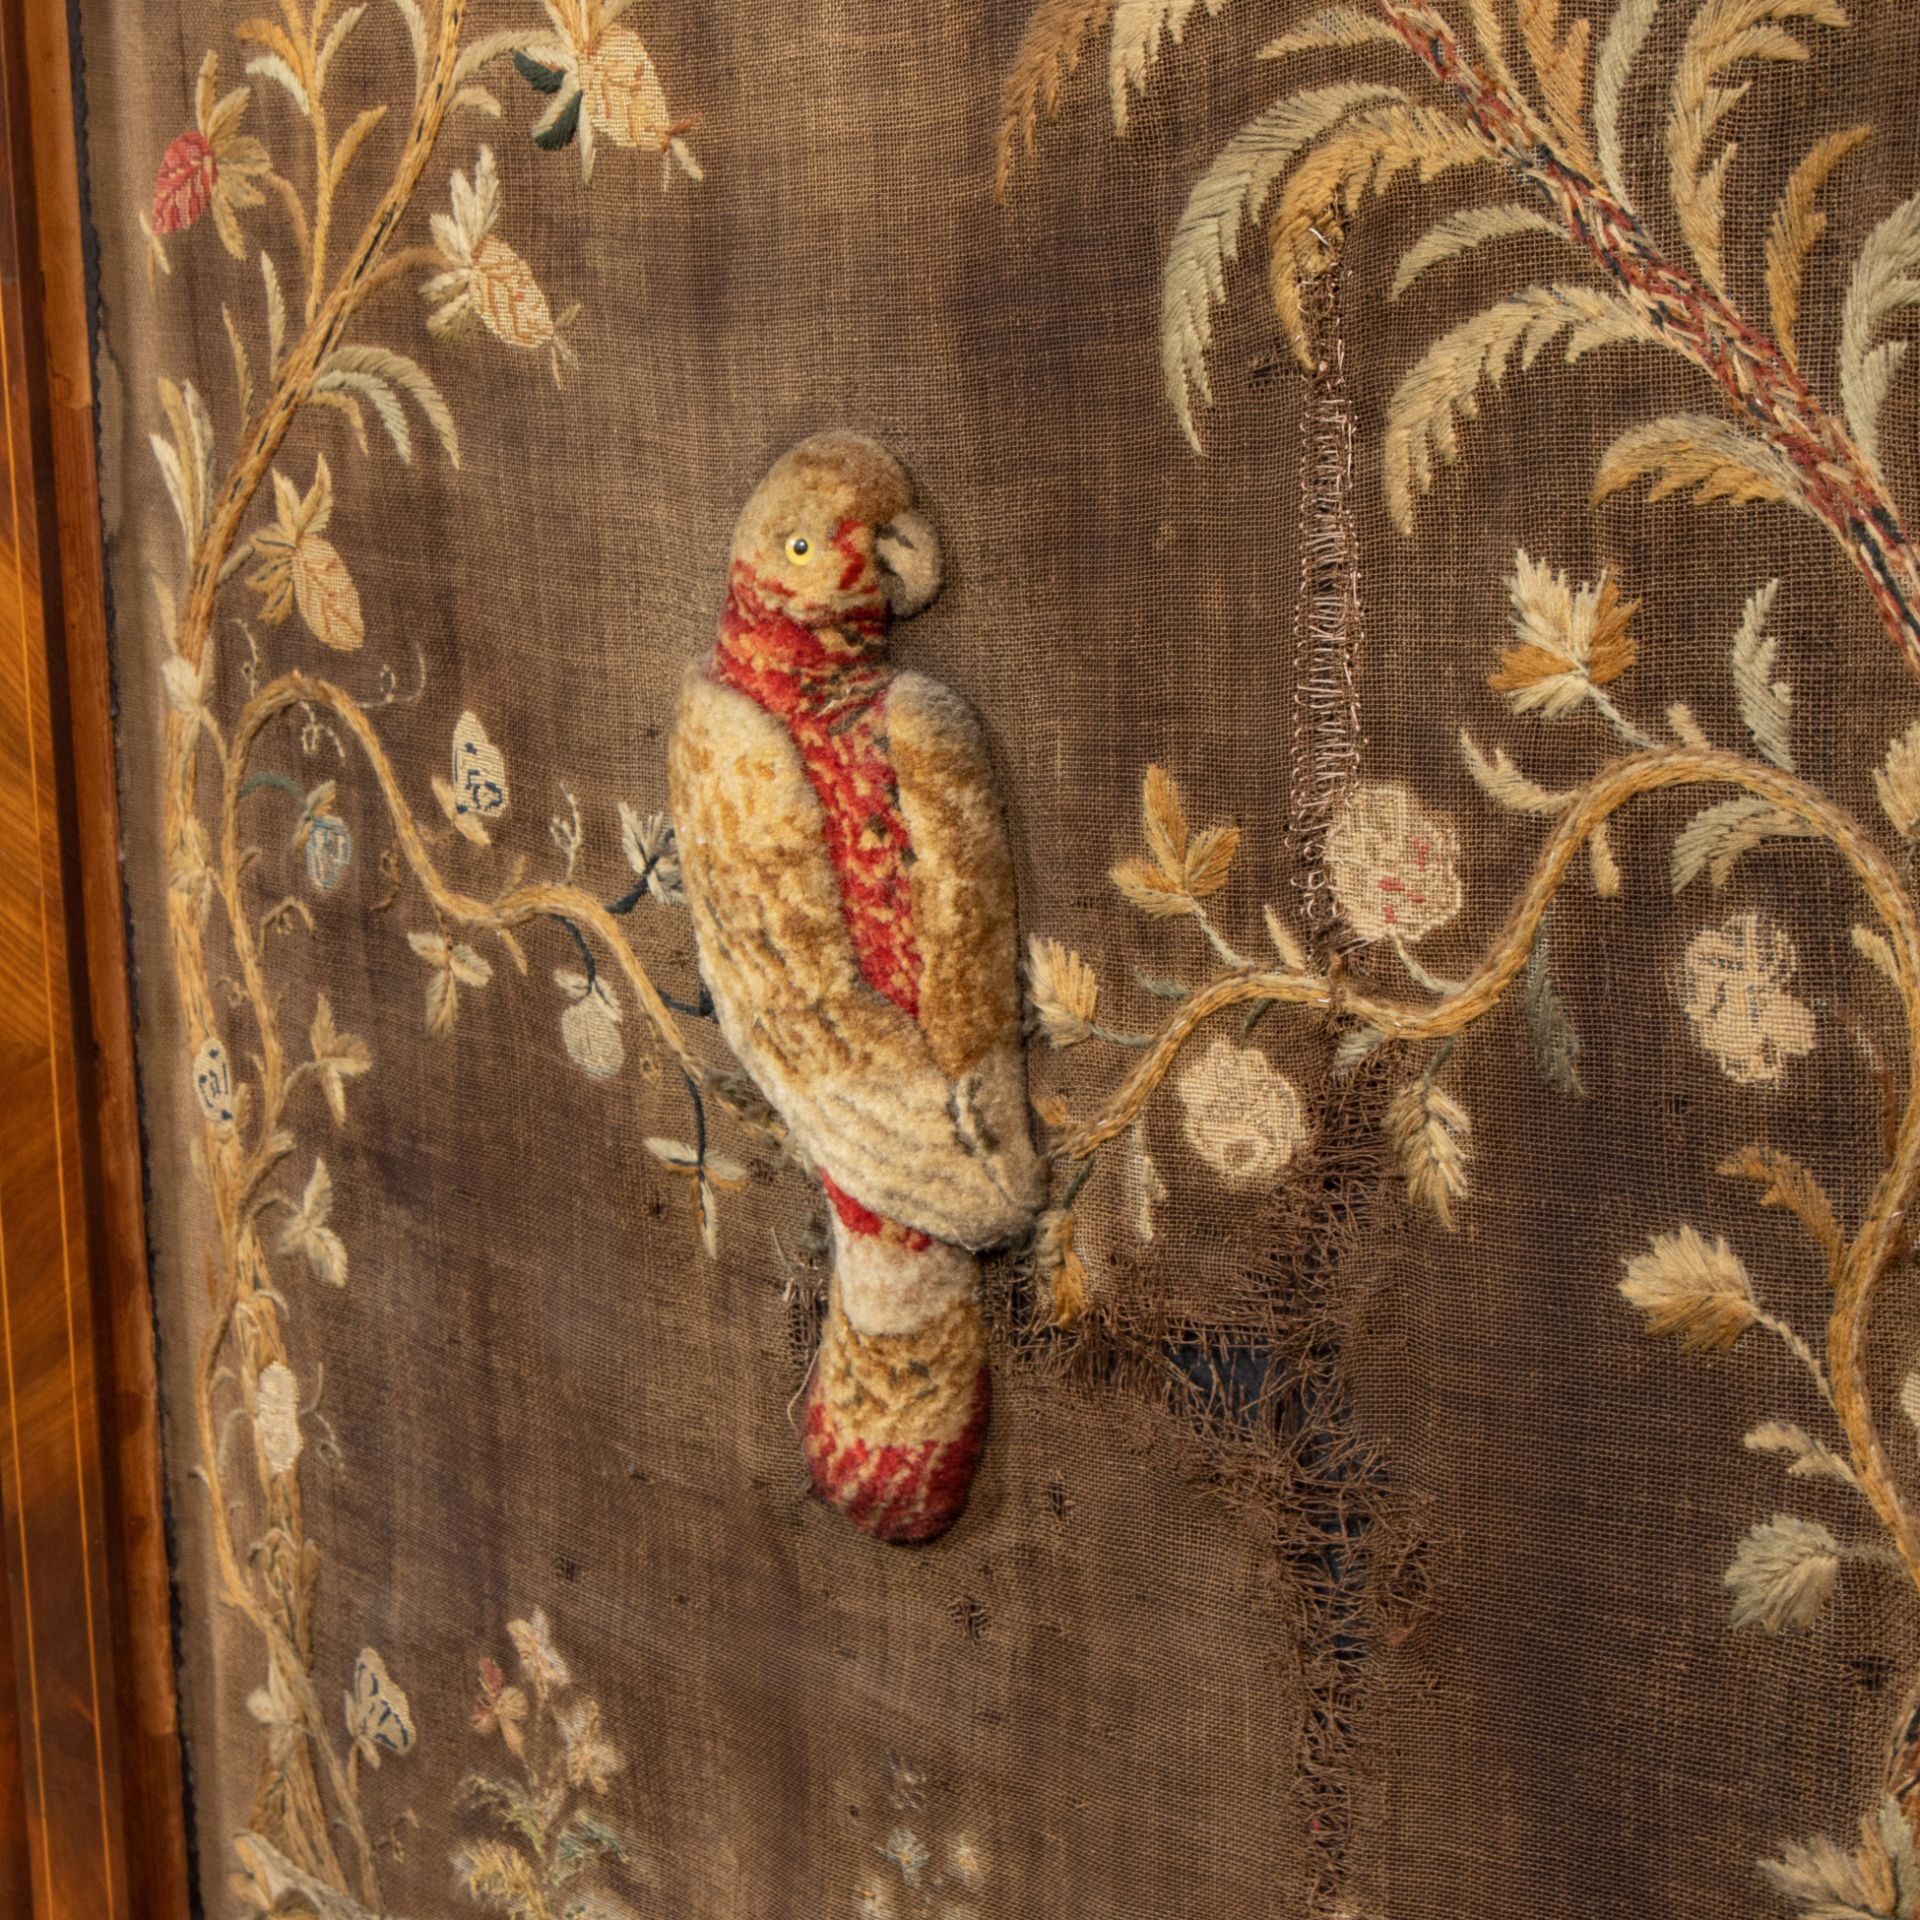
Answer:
433, 710, 510, 846
342, 1647, 414, 1770
191, 1037, 235, 1130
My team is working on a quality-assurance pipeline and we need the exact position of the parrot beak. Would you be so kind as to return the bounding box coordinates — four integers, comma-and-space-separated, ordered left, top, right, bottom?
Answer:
874, 509, 942, 619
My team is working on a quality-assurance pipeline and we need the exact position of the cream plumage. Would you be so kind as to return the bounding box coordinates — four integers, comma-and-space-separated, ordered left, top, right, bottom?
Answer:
667, 433, 1041, 1541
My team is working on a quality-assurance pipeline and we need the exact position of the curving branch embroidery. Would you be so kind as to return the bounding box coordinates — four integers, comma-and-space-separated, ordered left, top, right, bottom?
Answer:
1001, 3, 1920, 1911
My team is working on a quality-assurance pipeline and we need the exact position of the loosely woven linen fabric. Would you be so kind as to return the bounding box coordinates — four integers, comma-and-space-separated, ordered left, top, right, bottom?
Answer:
74, 3, 1920, 1916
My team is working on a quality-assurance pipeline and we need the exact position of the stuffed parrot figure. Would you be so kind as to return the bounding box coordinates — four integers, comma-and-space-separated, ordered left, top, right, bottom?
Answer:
667, 433, 1043, 1543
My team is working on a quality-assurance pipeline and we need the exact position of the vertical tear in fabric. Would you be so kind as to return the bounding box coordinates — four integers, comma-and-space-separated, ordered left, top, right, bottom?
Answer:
1288, 238, 1367, 949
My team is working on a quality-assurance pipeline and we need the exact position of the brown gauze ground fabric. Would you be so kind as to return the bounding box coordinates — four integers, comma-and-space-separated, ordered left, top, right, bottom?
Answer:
72, 1, 1920, 1916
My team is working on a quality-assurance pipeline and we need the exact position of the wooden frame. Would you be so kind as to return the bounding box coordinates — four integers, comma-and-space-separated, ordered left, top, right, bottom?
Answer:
0, 0, 192, 1912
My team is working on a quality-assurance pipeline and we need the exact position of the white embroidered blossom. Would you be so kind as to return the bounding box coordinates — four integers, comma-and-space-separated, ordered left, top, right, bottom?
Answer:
1175, 1037, 1308, 1187
1679, 913, 1816, 1086
1325, 784, 1464, 945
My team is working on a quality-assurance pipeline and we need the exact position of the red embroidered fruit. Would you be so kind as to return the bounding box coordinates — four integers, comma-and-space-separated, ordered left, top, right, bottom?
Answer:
152, 130, 216, 234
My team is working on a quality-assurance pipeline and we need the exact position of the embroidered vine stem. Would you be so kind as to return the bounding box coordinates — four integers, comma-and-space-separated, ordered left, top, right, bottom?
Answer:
223, 671, 705, 1089
1374, 0, 1920, 681
1062, 746, 1920, 1596
157, 0, 471, 1899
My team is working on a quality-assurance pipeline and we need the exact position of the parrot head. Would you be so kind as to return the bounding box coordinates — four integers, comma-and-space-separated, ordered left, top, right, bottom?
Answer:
726, 433, 943, 643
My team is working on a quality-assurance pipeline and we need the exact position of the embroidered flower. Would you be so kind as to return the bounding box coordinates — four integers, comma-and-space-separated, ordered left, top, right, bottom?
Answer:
470, 1656, 530, 1756
618, 802, 685, 905
246, 456, 365, 653
512, 1, 702, 185
1679, 913, 1816, 1086
424, 148, 578, 384
1326, 785, 1464, 946
507, 1607, 572, 1701
883, 1828, 931, 1888
1174, 1037, 1308, 1187
254, 1361, 302, 1478
293, 782, 354, 892
554, 1692, 623, 1794
557, 969, 626, 1078
149, 53, 269, 258
1489, 549, 1639, 718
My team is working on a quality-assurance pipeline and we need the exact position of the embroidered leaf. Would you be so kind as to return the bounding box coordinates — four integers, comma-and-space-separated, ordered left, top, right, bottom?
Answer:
162, 650, 206, 718
1516, 0, 1596, 175
1112, 858, 1195, 917
1459, 733, 1569, 815
1854, 923, 1902, 989
1725, 1512, 1840, 1633
410, 931, 490, 1034
1667, 0, 1846, 299
1109, 0, 1221, 134
1034, 1207, 1090, 1327
1767, 124, 1873, 369
532, 88, 583, 152
1731, 580, 1792, 770
1590, 825, 1623, 898
1121, 1118, 1167, 1242
393, 0, 429, 97
309, 994, 372, 1127
315, 344, 460, 465
327, 103, 389, 196
1874, 719, 1920, 837
1391, 202, 1564, 299
1385, 1076, 1471, 1230
1903, 1373, 1920, 1442
1595, 0, 1666, 209
1745, 1420, 1860, 1488
278, 1158, 347, 1287
1592, 413, 1809, 513
261, 250, 286, 373
1840, 187, 1920, 479
1267, 104, 1497, 357
1161, 82, 1404, 450
1719, 1145, 1844, 1259
1027, 935, 1100, 1047
1668, 701, 1713, 750
223, 305, 252, 420
1259, 7, 1400, 58
1620, 1224, 1758, 1351
1671, 795, 1817, 891
1385, 285, 1664, 534
1141, 762, 1189, 879
245, 51, 313, 120
1262, 903, 1308, 972
560, 978, 625, 1080
1183, 823, 1240, 898
291, 534, 365, 652
1523, 924, 1585, 1096
995, 0, 1118, 197
512, 48, 569, 93
1763, 1799, 1919, 1920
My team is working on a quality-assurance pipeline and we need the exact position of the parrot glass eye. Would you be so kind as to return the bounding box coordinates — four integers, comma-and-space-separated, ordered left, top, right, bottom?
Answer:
784, 533, 813, 565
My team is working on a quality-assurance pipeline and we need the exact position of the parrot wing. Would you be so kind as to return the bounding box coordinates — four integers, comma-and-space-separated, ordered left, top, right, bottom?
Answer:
668, 667, 1041, 1248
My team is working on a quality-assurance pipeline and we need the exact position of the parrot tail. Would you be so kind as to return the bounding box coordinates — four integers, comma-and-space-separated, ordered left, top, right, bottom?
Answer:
802, 1186, 989, 1544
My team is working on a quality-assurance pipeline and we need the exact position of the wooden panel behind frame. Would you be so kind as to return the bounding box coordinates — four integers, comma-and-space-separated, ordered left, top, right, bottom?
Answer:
0, 0, 192, 1912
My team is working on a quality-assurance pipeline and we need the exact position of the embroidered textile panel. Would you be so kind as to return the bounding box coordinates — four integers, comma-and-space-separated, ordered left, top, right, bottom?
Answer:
72, 2, 1920, 1916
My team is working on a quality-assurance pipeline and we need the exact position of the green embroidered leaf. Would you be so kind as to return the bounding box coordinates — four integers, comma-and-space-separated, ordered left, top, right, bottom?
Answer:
512, 47, 568, 93
1523, 926, 1585, 1097
552, 1809, 632, 1886
534, 88, 584, 151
